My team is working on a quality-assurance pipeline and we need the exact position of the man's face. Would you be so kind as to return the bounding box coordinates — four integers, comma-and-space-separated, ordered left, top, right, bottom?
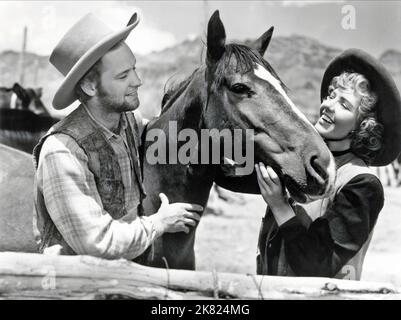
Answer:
96, 43, 142, 113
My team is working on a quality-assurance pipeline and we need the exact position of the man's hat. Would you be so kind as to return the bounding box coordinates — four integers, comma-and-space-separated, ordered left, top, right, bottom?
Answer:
49, 13, 140, 110
321, 49, 401, 166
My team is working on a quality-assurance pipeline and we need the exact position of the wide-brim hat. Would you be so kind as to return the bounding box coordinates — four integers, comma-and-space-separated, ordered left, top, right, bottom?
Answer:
50, 13, 140, 110
321, 49, 401, 166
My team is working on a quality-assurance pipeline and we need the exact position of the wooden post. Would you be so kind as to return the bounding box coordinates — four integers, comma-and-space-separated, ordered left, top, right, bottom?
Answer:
18, 26, 28, 85
0, 65, 4, 86
33, 59, 40, 86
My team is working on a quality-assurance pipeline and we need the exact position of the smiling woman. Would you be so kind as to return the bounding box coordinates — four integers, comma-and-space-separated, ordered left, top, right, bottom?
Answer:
256, 49, 401, 280
317, 72, 383, 163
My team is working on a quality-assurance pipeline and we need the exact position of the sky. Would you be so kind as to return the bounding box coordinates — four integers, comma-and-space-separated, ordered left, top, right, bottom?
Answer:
0, 1, 400, 57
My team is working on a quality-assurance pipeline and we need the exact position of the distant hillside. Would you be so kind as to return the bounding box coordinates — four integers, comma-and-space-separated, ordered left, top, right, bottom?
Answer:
379, 49, 401, 107
1, 35, 400, 121
256, 35, 342, 122
0, 50, 64, 117
380, 49, 401, 75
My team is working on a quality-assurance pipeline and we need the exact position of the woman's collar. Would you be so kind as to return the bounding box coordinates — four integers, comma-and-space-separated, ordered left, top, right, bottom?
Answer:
331, 149, 352, 157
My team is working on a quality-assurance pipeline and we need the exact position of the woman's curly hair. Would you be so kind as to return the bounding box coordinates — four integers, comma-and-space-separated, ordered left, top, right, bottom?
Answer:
328, 72, 384, 164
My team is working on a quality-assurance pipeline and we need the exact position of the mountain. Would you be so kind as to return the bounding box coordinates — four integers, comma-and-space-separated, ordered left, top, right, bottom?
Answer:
380, 49, 401, 75
1, 35, 400, 122
379, 50, 401, 104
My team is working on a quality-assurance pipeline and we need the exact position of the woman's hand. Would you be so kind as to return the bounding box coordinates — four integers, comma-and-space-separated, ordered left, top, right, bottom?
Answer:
255, 163, 287, 208
255, 163, 296, 226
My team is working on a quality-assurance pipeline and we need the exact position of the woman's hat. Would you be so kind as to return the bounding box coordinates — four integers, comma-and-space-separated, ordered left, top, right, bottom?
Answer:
49, 13, 139, 110
321, 48, 401, 166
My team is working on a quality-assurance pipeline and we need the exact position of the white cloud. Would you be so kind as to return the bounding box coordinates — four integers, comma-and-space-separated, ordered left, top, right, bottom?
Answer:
127, 24, 177, 55
0, 1, 177, 56
282, 0, 345, 7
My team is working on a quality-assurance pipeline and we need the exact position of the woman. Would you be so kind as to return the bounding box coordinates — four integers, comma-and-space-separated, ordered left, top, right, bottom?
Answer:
255, 49, 401, 280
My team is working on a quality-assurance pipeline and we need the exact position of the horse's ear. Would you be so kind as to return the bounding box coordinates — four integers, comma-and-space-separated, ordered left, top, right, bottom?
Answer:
12, 83, 22, 92
252, 26, 274, 57
207, 10, 226, 64
35, 88, 43, 98
12, 83, 30, 104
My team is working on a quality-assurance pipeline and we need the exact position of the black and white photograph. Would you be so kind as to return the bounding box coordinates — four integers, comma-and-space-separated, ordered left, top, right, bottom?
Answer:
0, 0, 401, 305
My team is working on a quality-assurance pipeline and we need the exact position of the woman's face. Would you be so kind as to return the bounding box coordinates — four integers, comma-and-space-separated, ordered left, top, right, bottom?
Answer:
315, 87, 361, 140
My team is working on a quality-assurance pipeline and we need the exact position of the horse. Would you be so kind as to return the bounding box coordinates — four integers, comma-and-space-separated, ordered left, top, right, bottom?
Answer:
139, 11, 336, 270
0, 83, 58, 153
0, 83, 49, 114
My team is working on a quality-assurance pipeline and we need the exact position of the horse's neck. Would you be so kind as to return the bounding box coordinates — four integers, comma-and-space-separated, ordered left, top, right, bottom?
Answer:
144, 69, 214, 204
157, 71, 206, 132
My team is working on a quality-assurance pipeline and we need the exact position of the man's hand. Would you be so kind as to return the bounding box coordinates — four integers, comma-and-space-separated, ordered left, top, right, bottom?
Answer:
153, 193, 203, 234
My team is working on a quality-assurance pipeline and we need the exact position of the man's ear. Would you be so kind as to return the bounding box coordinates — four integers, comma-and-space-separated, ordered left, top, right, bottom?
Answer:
80, 78, 97, 97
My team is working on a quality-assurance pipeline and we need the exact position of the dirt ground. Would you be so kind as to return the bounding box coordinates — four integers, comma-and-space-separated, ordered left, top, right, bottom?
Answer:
195, 186, 401, 286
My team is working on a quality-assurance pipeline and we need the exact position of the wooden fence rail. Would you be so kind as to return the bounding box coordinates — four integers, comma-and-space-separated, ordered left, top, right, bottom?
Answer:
0, 252, 400, 300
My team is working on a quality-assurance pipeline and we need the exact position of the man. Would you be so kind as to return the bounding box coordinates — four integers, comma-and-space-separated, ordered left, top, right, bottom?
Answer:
33, 13, 202, 260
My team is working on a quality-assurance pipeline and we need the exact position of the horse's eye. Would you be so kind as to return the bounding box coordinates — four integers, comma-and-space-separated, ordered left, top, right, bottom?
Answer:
162, 93, 170, 106
230, 83, 251, 95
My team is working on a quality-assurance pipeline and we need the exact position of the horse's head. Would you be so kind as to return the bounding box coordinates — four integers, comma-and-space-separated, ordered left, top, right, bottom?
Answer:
0, 83, 55, 153
11, 83, 49, 116
202, 11, 335, 203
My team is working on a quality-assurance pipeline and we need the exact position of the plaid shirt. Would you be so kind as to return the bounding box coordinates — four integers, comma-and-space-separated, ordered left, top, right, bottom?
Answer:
35, 106, 162, 260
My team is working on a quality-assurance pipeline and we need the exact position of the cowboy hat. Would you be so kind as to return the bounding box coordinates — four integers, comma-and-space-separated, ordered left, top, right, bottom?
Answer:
49, 13, 140, 110
321, 48, 401, 166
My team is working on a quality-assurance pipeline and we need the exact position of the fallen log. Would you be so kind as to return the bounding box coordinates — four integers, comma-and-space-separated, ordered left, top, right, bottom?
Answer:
0, 252, 400, 300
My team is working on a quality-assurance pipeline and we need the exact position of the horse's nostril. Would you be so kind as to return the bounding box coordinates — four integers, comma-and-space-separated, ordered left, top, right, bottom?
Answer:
310, 156, 325, 178
308, 155, 328, 194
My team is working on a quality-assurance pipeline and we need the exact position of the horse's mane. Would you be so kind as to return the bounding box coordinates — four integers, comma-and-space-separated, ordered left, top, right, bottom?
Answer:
213, 43, 288, 91
160, 42, 288, 114
161, 70, 198, 113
